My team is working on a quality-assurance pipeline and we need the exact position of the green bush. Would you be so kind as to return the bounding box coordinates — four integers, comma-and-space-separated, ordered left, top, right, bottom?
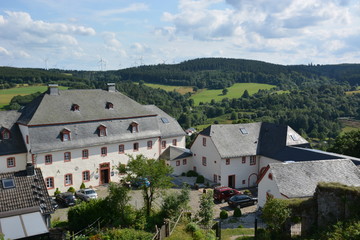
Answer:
54, 188, 61, 196
196, 175, 205, 184
80, 182, 86, 189
67, 187, 76, 193
256, 228, 271, 240
181, 172, 186, 176
233, 207, 242, 217
93, 228, 153, 240
186, 170, 199, 177
193, 230, 205, 240
186, 222, 199, 233
243, 189, 251, 195
220, 210, 228, 219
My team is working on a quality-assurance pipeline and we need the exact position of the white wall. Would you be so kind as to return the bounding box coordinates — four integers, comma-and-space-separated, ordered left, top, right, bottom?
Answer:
169, 157, 192, 176
0, 153, 27, 173
258, 169, 284, 207
160, 136, 186, 155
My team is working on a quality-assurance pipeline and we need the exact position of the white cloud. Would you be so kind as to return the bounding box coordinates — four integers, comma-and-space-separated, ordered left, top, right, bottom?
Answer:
97, 3, 149, 17
0, 47, 10, 56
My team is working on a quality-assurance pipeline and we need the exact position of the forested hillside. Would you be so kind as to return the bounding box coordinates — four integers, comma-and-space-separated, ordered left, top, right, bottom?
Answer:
1, 58, 360, 145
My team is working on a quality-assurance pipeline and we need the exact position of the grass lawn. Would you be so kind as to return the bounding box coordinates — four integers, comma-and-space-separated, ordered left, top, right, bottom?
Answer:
345, 90, 360, 95
0, 85, 68, 109
221, 227, 255, 240
190, 83, 276, 105
144, 83, 194, 95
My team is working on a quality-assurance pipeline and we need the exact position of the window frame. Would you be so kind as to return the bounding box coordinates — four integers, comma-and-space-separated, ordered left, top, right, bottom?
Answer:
147, 141, 153, 149
45, 154, 52, 165
131, 122, 139, 133
61, 129, 71, 142
183, 159, 187, 165
82, 149, 89, 159
161, 140, 166, 149
119, 144, 125, 154
101, 147, 107, 156
64, 173, 73, 186
98, 125, 107, 137
133, 142, 139, 152
226, 158, 230, 165
176, 160, 180, 166
2, 129, 10, 140
82, 171, 90, 182
250, 156, 256, 165
7, 157, 15, 168
202, 157, 207, 166
45, 177, 54, 189
64, 152, 71, 162
202, 137, 206, 146
242, 156, 246, 164
172, 139, 177, 146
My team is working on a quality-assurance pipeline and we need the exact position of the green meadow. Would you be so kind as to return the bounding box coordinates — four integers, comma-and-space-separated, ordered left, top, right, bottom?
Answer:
0, 85, 68, 109
144, 83, 193, 94
190, 83, 276, 105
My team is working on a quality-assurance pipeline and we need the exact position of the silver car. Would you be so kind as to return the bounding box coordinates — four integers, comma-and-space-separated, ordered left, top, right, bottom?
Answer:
75, 188, 98, 201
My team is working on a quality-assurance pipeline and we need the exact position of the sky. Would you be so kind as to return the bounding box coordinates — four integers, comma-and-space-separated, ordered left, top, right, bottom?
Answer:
1, 0, 360, 70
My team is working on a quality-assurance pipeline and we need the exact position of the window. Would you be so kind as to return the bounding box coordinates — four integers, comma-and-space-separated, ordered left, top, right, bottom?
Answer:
46, 177, 54, 189
71, 104, 80, 111
101, 147, 107, 156
172, 139, 177, 146
268, 173, 273, 180
203, 137, 206, 146
2, 178, 15, 189
226, 158, 230, 165
7, 157, 15, 168
290, 134, 298, 141
250, 156, 256, 165
147, 141, 152, 149
183, 159, 187, 165
119, 144, 125, 153
45, 155, 52, 165
240, 128, 248, 134
202, 157, 207, 166
161, 141, 166, 149
131, 122, 139, 133
82, 171, 90, 182
64, 152, 71, 162
61, 129, 71, 142
82, 149, 89, 159
176, 160, 180, 166
213, 174, 217, 183
161, 117, 169, 123
133, 142, 139, 151
218, 176, 221, 182
242, 156, 246, 164
2, 129, 10, 140
98, 125, 107, 137
65, 174, 73, 186
26, 135, 29, 144
242, 180, 246, 184
106, 102, 113, 109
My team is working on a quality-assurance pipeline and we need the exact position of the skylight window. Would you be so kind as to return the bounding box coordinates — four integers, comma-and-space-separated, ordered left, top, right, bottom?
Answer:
290, 134, 298, 141
240, 128, 248, 134
2, 178, 15, 189
161, 117, 169, 123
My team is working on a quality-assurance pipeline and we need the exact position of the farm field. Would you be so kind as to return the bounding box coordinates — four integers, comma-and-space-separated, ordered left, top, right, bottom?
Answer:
339, 119, 360, 135
144, 83, 193, 94
190, 83, 276, 105
0, 85, 68, 109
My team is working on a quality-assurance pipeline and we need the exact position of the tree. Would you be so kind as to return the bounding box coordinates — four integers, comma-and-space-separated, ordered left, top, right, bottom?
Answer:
242, 89, 250, 98
161, 185, 190, 219
261, 198, 291, 235
107, 182, 133, 226
198, 191, 214, 228
328, 130, 360, 158
222, 88, 228, 95
125, 155, 173, 216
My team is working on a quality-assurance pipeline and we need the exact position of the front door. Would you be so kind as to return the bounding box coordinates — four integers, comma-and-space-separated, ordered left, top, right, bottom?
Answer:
228, 175, 235, 188
99, 163, 110, 185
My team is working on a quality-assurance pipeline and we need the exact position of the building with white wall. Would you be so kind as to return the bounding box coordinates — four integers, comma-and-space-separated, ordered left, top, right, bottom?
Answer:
0, 84, 185, 194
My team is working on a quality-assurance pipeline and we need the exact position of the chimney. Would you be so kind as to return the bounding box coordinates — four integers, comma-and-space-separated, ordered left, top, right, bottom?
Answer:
107, 83, 116, 92
26, 163, 35, 176
48, 84, 59, 95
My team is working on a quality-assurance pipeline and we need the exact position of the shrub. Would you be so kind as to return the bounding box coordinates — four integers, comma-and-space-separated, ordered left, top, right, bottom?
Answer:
186, 222, 199, 233
54, 188, 61, 196
193, 230, 205, 240
181, 172, 186, 176
196, 175, 205, 184
80, 182, 86, 189
67, 187, 76, 193
243, 189, 251, 195
233, 207, 242, 217
238, 224, 243, 228
186, 170, 199, 177
220, 210, 228, 219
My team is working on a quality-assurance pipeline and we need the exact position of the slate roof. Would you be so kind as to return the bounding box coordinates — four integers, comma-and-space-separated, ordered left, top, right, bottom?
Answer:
199, 122, 308, 159
0, 168, 53, 215
160, 146, 193, 161
0, 111, 27, 156
268, 159, 360, 198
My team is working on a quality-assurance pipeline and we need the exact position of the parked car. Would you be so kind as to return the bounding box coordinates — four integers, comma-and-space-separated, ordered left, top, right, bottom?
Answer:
55, 192, 76, 207
131, 177, 150, 188
213, 186, 241, 203
75, 188, 98, 201
228, 194, 258, 208
49, 197, 58, 210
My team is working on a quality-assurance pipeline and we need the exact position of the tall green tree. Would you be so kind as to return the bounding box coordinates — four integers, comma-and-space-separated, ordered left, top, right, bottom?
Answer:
261, 198, 291, 235
107, 182, 133, 226
125, 155, 173, 216
328, 130, 360, 157
198, 191, 214, 228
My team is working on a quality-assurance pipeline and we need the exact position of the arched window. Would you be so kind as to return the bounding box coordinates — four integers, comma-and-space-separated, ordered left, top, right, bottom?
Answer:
1, 128, 10, 140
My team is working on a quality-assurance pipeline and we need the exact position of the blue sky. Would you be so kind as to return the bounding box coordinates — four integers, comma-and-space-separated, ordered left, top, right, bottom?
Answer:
1, 0, 360, 70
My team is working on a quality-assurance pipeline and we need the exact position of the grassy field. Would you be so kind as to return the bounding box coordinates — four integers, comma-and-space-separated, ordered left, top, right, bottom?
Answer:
0, 85, 68, 109
339, 119, 360, 135
190, 83, 276, 105
144, 83, 194, 94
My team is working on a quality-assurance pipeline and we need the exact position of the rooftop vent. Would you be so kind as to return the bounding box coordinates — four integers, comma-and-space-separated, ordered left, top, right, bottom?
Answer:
107, 83, 116, 92
26, 163, 35, 176
240, 128, 248, 134
48, 84, 59, 96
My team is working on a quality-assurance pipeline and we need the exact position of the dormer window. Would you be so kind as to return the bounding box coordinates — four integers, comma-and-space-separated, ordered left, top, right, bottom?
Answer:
106, 102, 113, 109
1, 128, 10, 140
71, 104, 80, 111
98, 125, 107, 137
130, 122, 139, 133
61, 129, 71, 142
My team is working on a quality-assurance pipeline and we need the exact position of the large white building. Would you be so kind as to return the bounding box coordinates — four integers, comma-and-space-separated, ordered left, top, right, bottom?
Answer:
0, 84, 186, 194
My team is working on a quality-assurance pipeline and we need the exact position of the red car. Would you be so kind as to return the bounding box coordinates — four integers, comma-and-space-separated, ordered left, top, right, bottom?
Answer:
213, 186, 241, 203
